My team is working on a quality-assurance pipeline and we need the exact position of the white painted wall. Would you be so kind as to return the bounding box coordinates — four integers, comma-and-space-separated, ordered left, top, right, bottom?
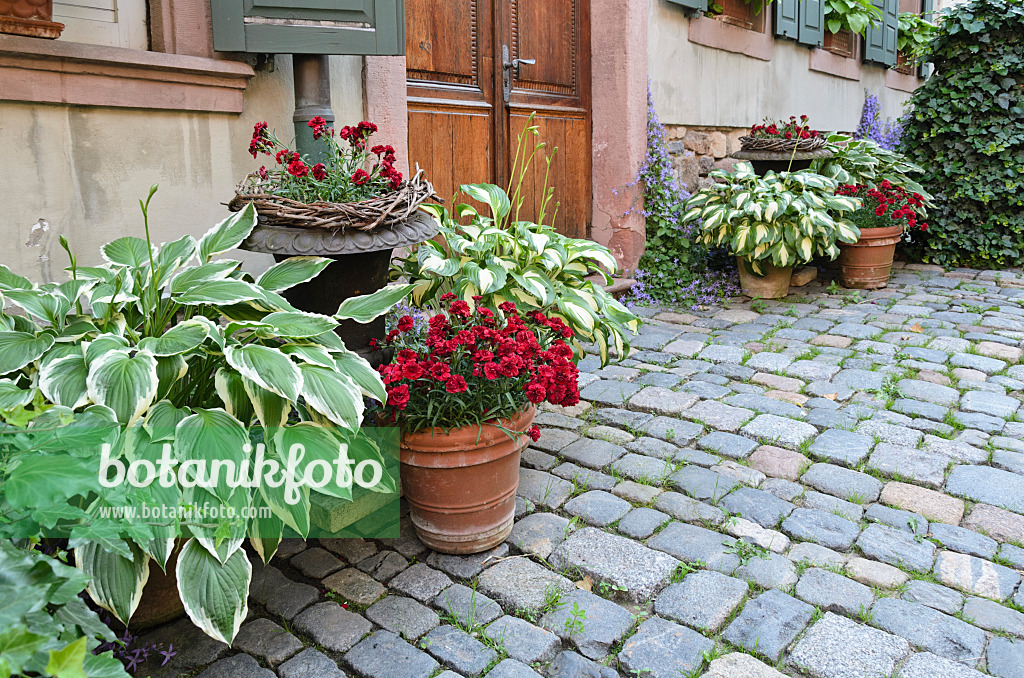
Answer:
648, 0, 916, 133
0, 55, 364, 282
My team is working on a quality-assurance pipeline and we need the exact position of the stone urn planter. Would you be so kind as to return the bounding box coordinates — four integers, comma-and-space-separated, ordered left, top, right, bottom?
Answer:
737, 257, 792, 299
0, 0, 63, 38
241, 211, 437, 367
837, 224, 903, 289
399, 406, 535, 554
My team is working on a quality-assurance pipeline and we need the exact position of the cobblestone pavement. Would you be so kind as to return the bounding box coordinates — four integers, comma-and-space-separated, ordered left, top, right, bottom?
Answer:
143, 264, 1024, 678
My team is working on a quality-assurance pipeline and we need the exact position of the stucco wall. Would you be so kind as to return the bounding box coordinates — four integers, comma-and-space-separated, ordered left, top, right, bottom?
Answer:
648, 0, 913, 133
0, 55, 364, 282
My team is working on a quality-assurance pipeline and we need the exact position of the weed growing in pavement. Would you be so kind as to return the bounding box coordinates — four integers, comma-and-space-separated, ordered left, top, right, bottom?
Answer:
724, 539, 770, 566
564, 602, 587, 636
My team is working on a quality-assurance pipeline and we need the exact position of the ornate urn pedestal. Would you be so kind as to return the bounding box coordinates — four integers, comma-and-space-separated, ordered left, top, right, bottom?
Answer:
241, 211, 437, 367
731, 148, 834, 176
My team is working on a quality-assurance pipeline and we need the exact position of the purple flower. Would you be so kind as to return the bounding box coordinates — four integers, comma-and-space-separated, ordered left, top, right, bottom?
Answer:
855, 90, 904, 151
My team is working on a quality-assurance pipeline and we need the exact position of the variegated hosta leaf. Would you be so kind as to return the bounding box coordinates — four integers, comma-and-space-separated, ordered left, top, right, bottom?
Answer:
174, 408, 248, 502
243, 377, 291, 429
39, 353, 89, 409
335, 284, 416, 324
331, 349, 387, 403
297, 364, 363, 431
255, 311, 338, 339
215, 368, 255, 425
463, 260, 507, 295
101, 236, 154, 268
460, 183, 511, 222
417, 246, 462, 277
224, 344, 302, 402
137, 320, 209, 357
169, 260, 241, 296
0, 330, 54, 375
273, 422, 351, 503
249, 492, 283, 564
171, 279, 267, 306
176, 538, 251, 645
85, 349, 158, 425
197, 202, 257, 262
257, 256, 332, 292
0, 379, 34, 409
76, 540, 150, 625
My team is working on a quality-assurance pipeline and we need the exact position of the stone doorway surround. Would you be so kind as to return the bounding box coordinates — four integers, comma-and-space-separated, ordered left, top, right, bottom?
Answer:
365, 0, 649, 271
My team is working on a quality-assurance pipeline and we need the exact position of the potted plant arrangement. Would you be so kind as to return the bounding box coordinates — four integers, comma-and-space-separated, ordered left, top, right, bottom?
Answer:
734, 115, 832, 176
0, 189, 412, 658
378, 297, 580, 554
834, 181, 929, 288
232, 118, 437, 364
391, 116, 640, 366
682, 163, 861, 298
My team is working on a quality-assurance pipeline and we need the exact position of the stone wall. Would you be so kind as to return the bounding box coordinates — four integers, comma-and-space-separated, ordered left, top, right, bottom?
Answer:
664, 125, 747, 193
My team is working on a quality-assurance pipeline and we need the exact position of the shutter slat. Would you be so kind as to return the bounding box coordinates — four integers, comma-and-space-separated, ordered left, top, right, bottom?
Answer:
883, 0, 899, 66
863, 0, 887, 64
775, 0, 800, 39
797, 0, 825, 47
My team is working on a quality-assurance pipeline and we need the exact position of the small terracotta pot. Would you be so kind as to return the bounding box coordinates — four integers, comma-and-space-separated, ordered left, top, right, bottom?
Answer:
736, 257, 793, 299
400, 407, 534, 554
838, 225, 903, 289
131, 543, 186, 631
0, 0, 64, 38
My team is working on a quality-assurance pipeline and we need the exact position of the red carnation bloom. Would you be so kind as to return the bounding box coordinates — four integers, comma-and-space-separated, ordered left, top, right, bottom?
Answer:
449, 300, 471, 317
526, 425, 541, 443
397, 315, 415, 332
352, 169, 370, 185
275, 149, 291, 165
429, 363, 451, 380
287, 159, 309, 178
386, 384, 410, 410
312, 163, 328, 181
445, 375, 468, 394
402, 362, 425, 380
525, 383, 546, 404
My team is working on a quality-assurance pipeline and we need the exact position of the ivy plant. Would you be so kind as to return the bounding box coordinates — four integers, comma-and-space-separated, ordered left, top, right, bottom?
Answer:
682, 164, 861, 275
392, 120, 639, 365
900, 0, 1024, 267
897, 12, 937, 61
0, 188, 411, 646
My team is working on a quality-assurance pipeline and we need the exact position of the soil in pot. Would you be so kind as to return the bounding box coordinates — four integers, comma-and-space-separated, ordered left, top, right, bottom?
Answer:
736, 257, 793, 299
838, 225, 903, 289
400, 407, 535, 554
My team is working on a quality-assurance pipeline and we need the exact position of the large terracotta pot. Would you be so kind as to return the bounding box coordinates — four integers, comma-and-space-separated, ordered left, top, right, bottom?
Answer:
737, 257, 792, 299
400, 407, 535, 554
838, 225, 903, 289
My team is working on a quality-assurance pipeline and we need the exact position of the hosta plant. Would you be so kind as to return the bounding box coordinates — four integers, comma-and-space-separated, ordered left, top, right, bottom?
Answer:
391, 119, 639, 365
683, 164, 862, 275
0, 187, 412, 646
813, 134, 934, 204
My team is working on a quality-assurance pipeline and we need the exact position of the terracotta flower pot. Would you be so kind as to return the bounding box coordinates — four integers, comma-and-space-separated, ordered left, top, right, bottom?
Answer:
838, 225, 903, 289
0, 0, 64, 38
131, 543, 186, 631
736, 257, 793, 299
400, 406, 535, 554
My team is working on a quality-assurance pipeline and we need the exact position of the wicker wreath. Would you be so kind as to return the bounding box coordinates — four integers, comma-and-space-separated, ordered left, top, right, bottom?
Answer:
228, 167, 437, 232
738, 135, 828, 153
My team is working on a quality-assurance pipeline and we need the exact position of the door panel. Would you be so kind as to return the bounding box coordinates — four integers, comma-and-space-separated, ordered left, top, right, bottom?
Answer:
406, 0, 591, 237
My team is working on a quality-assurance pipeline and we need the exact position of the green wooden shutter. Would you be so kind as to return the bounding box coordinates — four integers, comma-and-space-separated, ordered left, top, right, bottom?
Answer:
920, 0, 934, 77
666, 0, 708, 10
863, 0, 886, 64
797, 0, 825, 47
775, 0, 800, 40
212, 0, 405, 55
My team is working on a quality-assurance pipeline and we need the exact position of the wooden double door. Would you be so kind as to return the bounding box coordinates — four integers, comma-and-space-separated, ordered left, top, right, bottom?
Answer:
405, 0, 592, 238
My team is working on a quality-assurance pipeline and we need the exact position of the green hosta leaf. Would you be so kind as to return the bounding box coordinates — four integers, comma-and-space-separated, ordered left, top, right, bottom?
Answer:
557, 299, 596, 334
417, 247, 461, 277
85, 349, 158, 425
273, 422, 354, 503
170, 261, 241, 295
0, 265, 33, 291
224, 345, 302, 402
0, 379, 33, 409
144, 400, 190, 441
568, 241, 619, 274
462, 261, 506, 295
335, 284, 416, 323
154, 355, 187, 400
243, 378, 290, 429
332, 350, 387, 403
171, 279, 266, 306
460, 183, 511, 221
137, 320, 209, 357
84, 335, 130, 365
38, 353, 89, 409
154, 234, 197, 274
280, 344, 336, 369
45, 636, 88, 678
101, 237, 153, 268
256, 256, 332, 291
175, 538, 251, 645
214, 368, 255, 425
174, 408, 248, 502
298, 364, 363, 431
0, 331, 53, 374
198, 203, 258, 262
797, 236, 814, 262
75, 541, 149, 626
256, 311, 338, 338
4, 290, 66, 326
249, 491, 282, 564
835, 220, 861, 244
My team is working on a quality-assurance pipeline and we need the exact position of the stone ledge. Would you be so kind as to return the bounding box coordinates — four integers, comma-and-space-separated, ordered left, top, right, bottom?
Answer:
0, 34, 254, 112
687, 14, 774, 61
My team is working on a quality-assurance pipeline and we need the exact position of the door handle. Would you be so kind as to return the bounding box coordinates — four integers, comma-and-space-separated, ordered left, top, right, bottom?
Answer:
501, 44, 535, 104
